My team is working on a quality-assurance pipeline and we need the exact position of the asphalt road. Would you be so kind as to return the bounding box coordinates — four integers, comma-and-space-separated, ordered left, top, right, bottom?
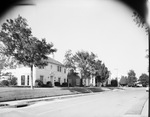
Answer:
0, 87, 148, 117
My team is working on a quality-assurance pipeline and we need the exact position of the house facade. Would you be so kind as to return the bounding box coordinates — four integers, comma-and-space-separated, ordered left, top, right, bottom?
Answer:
82, 76, 96, 87
1, 57, 67, 86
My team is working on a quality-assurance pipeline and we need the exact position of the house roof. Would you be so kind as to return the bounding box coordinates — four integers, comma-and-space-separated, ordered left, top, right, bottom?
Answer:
47, 57, 64, 66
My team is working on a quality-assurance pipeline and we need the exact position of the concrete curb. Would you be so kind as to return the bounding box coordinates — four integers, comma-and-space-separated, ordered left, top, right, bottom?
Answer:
0, 87, 114, 109
0, 92, 96, 109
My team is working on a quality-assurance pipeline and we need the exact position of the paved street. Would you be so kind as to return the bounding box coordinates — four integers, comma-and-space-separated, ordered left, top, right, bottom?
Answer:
0, 87, 148, 117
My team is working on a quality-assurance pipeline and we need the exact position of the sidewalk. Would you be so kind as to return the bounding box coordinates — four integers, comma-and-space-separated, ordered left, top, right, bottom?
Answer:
141, 99, 149, 117
122, 98, 149, 117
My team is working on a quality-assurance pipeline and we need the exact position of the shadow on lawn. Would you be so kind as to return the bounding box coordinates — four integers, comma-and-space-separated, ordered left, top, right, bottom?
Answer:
61, 87, 105, 93
105, 87, 125, 90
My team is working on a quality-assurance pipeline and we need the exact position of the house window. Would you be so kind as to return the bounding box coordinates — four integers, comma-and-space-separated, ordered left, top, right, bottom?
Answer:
58, 77, 61, 83
60, 67, 61, 72
64, 69, 66, 74
57, 66, 62, 72
64, 79, 66, 83
57, 66, 59, 71
27, 75, 30, 85
21, 75, 25, 85
40, 75, 44, 82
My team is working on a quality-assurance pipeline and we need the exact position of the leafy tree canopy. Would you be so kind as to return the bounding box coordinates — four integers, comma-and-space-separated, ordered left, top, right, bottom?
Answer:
0, 15, 57, 89
138, 73, 149, 85
127, 70, 137, 86
119, 76, 128, 85
0, 15, 56, 68
64, 50, 110, 84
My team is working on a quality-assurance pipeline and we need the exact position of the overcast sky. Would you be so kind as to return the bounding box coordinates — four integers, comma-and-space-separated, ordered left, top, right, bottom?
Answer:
0, 0, 149, 78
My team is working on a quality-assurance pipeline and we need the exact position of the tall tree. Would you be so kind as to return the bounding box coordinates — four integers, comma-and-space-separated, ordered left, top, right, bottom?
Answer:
95, 62, 110, 86
119, 76, 128, 86
0, 15, 56, 89
138, 73, 149, 86
73, 50, 97, 85
63, 50, 76, 87
127, 70, 137, 86
63, 50, 76, 72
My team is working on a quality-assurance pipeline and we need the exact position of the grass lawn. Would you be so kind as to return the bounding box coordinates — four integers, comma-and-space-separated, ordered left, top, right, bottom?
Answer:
0, 87, 105, 102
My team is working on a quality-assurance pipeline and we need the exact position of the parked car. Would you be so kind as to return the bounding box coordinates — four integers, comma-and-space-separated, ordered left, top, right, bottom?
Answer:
135, 83, 142, 87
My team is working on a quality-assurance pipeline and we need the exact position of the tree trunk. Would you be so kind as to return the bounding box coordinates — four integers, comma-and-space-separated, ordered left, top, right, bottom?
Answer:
30, 65, 34, 89
67, 78, 69, 88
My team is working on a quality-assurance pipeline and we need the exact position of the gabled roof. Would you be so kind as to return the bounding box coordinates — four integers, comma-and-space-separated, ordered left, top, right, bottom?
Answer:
47, 57, 64, 66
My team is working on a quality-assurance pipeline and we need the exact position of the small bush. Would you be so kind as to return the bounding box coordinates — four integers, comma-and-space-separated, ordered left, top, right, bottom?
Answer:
61, 82, 68, 87
9, 77, 17, 86
54, 82, 60, 86
35, 79, 43, 87
46, 81, 53, 87
0, 80, 9, 86
111, 79, 118, 87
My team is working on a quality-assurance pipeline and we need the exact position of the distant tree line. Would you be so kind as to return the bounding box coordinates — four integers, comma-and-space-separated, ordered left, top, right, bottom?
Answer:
119, 70, 149, 87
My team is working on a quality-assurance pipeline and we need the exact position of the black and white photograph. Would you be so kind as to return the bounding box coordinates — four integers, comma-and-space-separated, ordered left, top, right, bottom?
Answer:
0, 0, 149, 117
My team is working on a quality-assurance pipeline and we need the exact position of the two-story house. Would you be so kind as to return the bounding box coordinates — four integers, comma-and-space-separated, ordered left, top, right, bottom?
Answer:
1, 57, 67, 86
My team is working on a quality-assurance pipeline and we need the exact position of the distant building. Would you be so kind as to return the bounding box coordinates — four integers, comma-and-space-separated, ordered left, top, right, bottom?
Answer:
1, 57, 67, 86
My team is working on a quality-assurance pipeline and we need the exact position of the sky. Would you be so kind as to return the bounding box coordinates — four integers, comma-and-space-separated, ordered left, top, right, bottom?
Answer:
0, 0, 149, 78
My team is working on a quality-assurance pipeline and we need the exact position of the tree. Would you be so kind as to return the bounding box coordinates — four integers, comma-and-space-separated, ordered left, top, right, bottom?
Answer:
127, 70, 137, 86
138, 73, 149, 86
0, 43, 6, 73
111, 78, 118, 87
63, 50, 76, 87
119, 76, 128, 86
73, 50, 97, 86
63, 50, 76, 71
100, 63, 110, 84
94, 60, 102, 86
0, 15, 56, 89
132, 11, 149, 34
0, 42, 18, 70
63, 50, 110, 87
94, 61, 110, 86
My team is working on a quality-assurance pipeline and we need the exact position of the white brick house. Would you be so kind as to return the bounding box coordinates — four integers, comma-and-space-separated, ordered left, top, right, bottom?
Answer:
1, 57, 67, 86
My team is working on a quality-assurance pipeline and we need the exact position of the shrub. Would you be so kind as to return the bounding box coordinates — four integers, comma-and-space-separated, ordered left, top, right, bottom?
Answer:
35, 79, 43, 87
61, 82, 68, 87
111, 79, 118, 87
9, 77, 17, 86
0, 80, 9, 86
46, 81, 53, 87
54, 82, 60, 86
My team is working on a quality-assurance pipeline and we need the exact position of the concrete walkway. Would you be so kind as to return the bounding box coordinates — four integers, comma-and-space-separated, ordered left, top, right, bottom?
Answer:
122, 98, 149, 117
141, 99, 149, 117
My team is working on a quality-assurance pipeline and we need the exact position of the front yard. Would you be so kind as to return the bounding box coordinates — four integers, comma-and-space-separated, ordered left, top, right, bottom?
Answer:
0, 87, 106, 102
